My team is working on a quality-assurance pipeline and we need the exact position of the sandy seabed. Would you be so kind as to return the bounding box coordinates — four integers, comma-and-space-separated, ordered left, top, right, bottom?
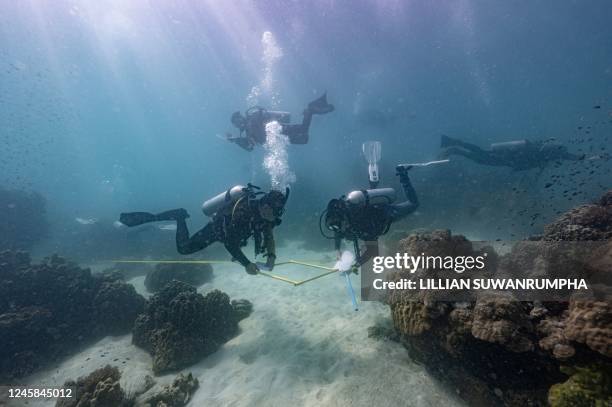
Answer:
14, 242, 464, 407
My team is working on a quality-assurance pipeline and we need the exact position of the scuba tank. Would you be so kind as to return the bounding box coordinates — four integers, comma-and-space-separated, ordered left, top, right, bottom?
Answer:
246, 107, 291, 125
346, 188, 397, 207
202, 185, 248, 217
490, 140, 528, 151
264, 111, 291, 124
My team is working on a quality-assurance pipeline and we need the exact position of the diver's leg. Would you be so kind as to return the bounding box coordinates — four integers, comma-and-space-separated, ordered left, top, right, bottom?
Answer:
175, 220, 218, 255
390, 170, 419, 222
120, 208, 189, 227
561, 152, 586, 161
282, 123, 309, 144
441, 135, 487, 153
282, 93, 333, 144
441, 147, 503, 166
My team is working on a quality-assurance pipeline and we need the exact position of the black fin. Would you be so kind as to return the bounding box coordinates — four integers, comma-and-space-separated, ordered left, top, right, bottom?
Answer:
308, 92, 335, 114
119, 212, 157, 227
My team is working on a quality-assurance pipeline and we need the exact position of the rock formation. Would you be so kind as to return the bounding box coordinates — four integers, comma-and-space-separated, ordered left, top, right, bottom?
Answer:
144, 262, 213, 292
0, 251, 145, 381
133, 281, 250, 374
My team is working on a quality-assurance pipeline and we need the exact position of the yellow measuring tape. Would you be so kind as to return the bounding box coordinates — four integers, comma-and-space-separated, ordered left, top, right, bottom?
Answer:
110, 259, 338, 286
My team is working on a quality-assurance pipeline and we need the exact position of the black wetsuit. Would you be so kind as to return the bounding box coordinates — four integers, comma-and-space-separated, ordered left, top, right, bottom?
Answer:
120, 200, 276, 267
243, 107, 313, 146
229, 94, 334, 151
334, 173, 419, 265
441, 136, 583, 170
175, 199, 276, 267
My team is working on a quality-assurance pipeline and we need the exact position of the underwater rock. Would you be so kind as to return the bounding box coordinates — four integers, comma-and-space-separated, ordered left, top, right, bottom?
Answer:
548, 363, 612, 407
144, 262, 213, 292
389, 231, 563, 406
564, 299, 612, 358
390, 298, 447, 336
132, 281, 245, 374
138, 373, 199, 407
93, 279, 146, 336
56, 365, 128, 407
388, 192, 612, 406
0, 251, 146, 381
231, 298, 253, 321
537, 313, 576, 360
471, 294, 534, 353
543, 190, 612, 241
367, 324, 400, 342
0, 186, 48, 251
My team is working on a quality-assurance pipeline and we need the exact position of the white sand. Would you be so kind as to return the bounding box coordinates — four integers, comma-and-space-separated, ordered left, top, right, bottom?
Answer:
13, 242, 464, 407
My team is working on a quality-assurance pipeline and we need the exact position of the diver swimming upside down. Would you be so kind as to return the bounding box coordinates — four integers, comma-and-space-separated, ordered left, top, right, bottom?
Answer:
226, 93, 335, 151
119, 185, 289, 275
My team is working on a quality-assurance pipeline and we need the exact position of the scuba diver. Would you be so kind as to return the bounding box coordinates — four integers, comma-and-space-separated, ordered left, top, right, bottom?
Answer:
119, 185, 289, 275
322, 144, 419, 266
438, 135, 585, 171
225, 93, 334, 151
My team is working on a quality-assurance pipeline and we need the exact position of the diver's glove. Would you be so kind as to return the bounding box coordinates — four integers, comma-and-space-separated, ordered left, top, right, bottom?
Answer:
395, 164, 413, 176
226, 133, 255, 151
245, 263, 260, 275
265, 254, 276, 271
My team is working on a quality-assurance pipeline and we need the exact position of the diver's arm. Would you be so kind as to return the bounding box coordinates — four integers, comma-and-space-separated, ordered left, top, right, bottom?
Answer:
390, 170, 419, 221
334, 232, 342, 253
263, 225, 277, 268
263, 224, 276, 257
224, 238, 251, 267
226, 133, 255, 151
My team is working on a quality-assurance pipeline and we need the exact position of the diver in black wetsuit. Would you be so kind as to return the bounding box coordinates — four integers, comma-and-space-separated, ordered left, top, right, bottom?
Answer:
119, 187, 289, 275
322, 166, 419, 266
226, 93, 334, 151
439, 135, 585, 171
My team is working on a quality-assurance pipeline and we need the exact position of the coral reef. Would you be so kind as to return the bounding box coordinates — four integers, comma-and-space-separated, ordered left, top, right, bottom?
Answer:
388, 191, 612, 406
133, 281, 247, 374
543, 190, 612, 241
139, 373, 199, 407
564, 299, 612, 358
0, 186, 48, 251
56, 366, 166, 407
548, 364, 612, 407
0, 251, 146, 381
231, 298, 254, 321
56, 365, 127, 407
144, 262, 213, 292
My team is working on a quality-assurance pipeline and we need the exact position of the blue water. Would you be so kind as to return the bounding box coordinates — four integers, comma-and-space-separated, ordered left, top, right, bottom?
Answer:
1, 1, 611, 257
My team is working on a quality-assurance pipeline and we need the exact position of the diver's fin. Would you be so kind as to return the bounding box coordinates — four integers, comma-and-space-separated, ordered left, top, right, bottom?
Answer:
119, 212, 158, 227
308, 92, 335, 114
154, 208, 190, 221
